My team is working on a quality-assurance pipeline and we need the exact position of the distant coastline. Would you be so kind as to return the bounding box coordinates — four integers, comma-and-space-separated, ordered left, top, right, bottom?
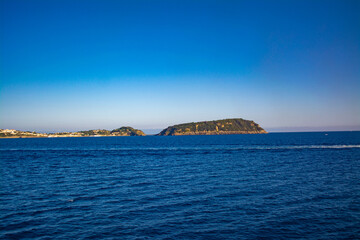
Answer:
0, 127, 145, 138
0, 118, 267, 138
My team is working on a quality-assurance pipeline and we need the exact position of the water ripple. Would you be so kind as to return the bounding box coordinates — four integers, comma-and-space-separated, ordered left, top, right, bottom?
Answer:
1, 133, 359, 239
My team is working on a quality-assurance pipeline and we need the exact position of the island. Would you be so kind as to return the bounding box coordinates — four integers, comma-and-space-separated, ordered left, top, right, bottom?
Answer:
0, 118, 267, 138
0, 127, 145, 138
157, 118, 267, 136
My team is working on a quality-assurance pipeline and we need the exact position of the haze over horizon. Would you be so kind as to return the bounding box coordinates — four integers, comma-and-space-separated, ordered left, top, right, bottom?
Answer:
1, 0, 359, 133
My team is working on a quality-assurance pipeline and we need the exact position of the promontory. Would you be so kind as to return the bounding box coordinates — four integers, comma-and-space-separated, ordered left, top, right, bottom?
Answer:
157, 118, 267, 136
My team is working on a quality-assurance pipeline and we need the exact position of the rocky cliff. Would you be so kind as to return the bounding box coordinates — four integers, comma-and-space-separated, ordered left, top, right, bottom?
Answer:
157, 118, 267, 136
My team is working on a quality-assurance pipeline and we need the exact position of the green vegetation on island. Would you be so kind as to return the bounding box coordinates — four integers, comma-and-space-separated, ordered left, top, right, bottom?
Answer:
77, 127, 145, 136
158, 118, 267, 136
0, 118, 267, 138
110, 127, 146, 136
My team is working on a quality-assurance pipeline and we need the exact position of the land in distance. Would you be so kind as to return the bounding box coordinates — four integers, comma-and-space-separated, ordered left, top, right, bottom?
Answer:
0, 127, 145, 138
0, 118, 267, 138
158, 118, 267, 136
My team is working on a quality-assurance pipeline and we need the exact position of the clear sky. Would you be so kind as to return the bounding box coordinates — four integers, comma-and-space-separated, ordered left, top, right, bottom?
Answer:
1, 0, 359, 133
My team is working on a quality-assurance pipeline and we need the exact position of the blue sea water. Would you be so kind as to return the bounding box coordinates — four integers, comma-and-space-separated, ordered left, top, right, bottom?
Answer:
0, 132, 359, 239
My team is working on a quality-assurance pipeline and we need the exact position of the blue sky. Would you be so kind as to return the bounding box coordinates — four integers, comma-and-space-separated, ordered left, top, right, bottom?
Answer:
1, 0, 359, 133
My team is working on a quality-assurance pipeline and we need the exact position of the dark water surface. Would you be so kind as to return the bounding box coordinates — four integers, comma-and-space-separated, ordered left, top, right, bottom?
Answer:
1, 132, 360, 239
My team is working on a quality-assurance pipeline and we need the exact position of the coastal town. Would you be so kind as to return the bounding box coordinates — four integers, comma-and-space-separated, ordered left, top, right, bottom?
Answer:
0, 129, 84, 138
0, 127, 146, 138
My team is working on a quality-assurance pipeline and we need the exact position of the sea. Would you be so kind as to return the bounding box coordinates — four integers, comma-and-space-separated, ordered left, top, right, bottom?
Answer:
0, 132, 359, 239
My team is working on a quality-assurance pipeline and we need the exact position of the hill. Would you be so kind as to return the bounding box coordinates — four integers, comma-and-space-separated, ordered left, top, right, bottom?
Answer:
110, 127, 145, 136
157, 118, 267, 136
